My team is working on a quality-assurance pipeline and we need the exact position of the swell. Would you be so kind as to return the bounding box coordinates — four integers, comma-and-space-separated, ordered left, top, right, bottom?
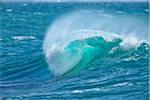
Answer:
0, 38, 51, 83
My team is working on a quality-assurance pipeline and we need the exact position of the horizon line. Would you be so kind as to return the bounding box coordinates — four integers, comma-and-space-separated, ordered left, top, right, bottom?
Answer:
1, 0, 149, 3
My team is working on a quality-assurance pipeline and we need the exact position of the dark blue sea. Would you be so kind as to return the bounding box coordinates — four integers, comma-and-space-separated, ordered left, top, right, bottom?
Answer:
0, 1, 149, 100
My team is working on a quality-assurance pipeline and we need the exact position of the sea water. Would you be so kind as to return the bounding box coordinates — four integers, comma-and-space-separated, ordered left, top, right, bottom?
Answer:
0, 2, 149, 100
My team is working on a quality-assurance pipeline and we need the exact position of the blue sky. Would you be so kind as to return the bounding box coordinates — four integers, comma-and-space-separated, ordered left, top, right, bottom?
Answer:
1, 0, 148, 2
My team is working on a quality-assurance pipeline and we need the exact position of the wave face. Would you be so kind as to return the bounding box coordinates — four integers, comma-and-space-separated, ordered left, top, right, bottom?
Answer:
0, 2, 149, 100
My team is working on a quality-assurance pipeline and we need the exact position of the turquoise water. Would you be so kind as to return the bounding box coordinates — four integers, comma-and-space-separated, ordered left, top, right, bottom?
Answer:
0, 2, 149, 99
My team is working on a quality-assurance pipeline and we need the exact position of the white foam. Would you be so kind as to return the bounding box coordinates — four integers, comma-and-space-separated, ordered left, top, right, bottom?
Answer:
123, 56, 139, 62
71, 90, 83, 93
108, 47, 118, 54
113, 82, 133, 87
12, 36, 36, 40
71, 88, 101, 94
6, 9, 12, 12
145, 9, 149, 12
22, 3, 27, 6
119, 37, 140, 51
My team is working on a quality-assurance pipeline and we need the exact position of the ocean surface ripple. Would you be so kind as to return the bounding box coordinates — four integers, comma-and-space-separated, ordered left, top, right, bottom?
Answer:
0, 2, 149, 100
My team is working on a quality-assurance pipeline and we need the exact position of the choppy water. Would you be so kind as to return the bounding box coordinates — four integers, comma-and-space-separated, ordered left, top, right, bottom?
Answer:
0, 2, 149, 100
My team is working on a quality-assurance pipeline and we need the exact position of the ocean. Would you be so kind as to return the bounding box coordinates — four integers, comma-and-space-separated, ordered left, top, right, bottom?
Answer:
0, 1, 149, 100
